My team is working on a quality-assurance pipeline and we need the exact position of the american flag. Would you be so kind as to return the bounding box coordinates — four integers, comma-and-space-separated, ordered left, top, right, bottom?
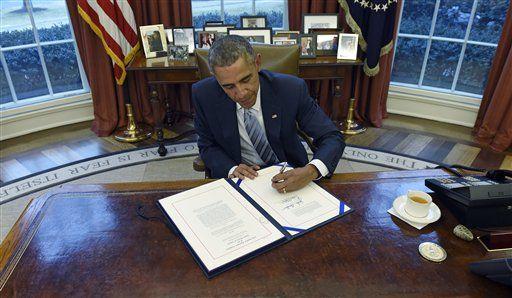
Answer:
77, 0, 140, 85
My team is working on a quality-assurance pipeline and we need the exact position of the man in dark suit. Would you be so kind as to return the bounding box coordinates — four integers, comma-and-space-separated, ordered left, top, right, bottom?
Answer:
192, 35, 345, 193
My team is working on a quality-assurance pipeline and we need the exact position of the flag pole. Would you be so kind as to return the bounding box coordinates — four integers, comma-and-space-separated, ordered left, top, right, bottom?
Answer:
340, 63, 366, 135
114, 74, 153, 142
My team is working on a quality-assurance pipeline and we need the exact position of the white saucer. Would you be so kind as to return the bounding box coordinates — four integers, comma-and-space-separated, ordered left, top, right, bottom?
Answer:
392, 195, 441, 224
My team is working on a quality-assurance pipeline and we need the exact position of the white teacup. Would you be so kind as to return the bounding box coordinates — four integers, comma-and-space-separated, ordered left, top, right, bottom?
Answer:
404, 190, 432, 218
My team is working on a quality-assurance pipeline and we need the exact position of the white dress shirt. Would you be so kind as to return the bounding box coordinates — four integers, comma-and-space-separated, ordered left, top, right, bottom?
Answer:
228, 87, 328, 178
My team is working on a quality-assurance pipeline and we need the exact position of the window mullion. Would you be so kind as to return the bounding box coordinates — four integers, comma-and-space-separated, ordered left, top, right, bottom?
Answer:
40, 39, 75, 46
282, 0, 289, 29
0, 49, 18, 103
398, 33, 429, 39
451, 0, 479, 91
467, 40, 497, 47
1, 43, 38, 51
418, 0, 441, 87
220, 0, 225, 21
390, 0, 406, 73
26, 0, 54, 96
252, 0, 256, 14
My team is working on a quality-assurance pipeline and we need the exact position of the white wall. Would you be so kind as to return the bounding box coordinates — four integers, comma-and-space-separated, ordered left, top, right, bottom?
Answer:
387, 85, 481, 127
0, 93, 93, 141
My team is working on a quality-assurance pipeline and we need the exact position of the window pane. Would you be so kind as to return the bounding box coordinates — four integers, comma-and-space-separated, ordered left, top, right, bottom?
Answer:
4, 47, 49, 100
192, 0, 222, 28
456, 44, 496, 94
433, 0, 473, 39
224, 0, 252, 27
391, 37, 427, 85
256, 0, 284, 28
423, 41, 462, 89
0, 62, 13, 104
0, 0, 36, 47
42, 43, 82, 93
33, 0, 72, 42
399, 0, 436, 35
469, 0, 509, 44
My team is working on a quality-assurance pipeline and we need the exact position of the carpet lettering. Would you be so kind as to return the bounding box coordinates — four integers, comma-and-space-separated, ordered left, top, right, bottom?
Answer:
1, 144, 436, 204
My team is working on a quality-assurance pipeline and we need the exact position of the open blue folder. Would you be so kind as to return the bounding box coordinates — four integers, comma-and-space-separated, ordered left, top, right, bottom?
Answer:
157, 171, 353, 279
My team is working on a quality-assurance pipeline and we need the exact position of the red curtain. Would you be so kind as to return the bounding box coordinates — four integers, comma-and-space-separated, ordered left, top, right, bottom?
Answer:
67, 0, 192, 136
473, 5, 512, 152
288, 0, 400, 127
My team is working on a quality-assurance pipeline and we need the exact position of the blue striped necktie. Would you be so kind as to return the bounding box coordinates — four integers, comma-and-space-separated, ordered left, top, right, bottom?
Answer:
243, 108, 279, 165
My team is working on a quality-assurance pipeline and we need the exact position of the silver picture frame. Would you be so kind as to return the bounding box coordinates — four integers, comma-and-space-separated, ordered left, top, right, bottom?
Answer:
140, 24, 167, 58
337, 33, 358, 60
172, 27, 196, 54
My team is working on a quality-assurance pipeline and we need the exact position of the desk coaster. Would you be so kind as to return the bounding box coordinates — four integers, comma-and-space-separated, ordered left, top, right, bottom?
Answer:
418, 242, 447, 262
387, 208, 429, 230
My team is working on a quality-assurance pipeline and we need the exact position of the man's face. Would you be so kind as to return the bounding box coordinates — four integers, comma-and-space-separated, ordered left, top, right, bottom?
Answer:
213, 54, 261, 109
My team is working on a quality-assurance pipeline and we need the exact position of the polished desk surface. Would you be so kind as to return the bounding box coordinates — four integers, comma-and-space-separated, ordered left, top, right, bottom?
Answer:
1, 170, 510, 296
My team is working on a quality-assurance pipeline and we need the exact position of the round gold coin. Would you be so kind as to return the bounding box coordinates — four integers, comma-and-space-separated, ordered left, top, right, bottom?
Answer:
418, 242, 447, 262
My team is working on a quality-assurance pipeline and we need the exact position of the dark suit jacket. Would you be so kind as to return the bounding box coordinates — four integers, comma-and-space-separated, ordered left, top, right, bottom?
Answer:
192, 70, 345, 178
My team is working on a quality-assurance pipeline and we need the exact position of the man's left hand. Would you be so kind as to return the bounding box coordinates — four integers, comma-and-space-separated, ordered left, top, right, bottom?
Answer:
271, 164, 319, 193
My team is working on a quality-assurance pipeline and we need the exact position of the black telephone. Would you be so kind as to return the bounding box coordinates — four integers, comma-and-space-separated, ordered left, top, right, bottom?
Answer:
425, 169, 512, 228
485, 169, 512, 181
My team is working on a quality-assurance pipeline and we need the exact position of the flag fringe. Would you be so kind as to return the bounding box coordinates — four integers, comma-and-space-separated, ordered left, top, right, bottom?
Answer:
338, 0, 394, 76
78, 5, 140, 85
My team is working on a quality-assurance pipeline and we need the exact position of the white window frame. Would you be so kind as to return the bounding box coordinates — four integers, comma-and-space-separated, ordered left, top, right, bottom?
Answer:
0, 0, 90, 110
390, 0, 499, 99
0, 0, 92, 140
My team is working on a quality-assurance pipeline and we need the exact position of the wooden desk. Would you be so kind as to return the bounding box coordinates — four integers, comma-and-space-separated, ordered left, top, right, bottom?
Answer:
2, 170, 508, 296
127, 52, 363, 156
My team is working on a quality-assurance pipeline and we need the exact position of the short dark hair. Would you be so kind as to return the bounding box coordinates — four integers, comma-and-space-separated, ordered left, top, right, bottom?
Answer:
208, 35, 255, 73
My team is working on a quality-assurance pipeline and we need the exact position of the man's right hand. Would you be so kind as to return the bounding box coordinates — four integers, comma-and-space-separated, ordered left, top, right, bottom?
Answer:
228, 164, 260, 180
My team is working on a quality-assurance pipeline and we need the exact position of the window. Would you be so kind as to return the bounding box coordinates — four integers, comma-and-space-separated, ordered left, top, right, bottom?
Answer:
0, 0, 89, 109
192, 0, 288, 29
391, 0, 509, 97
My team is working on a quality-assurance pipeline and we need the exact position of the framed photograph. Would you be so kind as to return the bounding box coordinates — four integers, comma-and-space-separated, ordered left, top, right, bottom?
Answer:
302, 13, 339, 34
298, 34, 316, 58
228, 28, 272, 44
173, 27, 195, 54
274, 30, 300, 35
337, 33, 358, 60
203, 24, 235, 34
140, 24, 167, 58
273, 30, 300, 40
164, 28, 173, 44
197, 31, 217, 49
168, 45, 189, 60
205, 20, 223, 25
273, 39, 297, 45
315, 33, 339, 56
309, 28, 342, 35
241, 15, 267, 28
272, 35, 293, 44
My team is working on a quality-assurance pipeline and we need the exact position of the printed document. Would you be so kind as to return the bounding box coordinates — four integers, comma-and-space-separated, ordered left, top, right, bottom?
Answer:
238, 165, 345, 234
158, 179, 285, 271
